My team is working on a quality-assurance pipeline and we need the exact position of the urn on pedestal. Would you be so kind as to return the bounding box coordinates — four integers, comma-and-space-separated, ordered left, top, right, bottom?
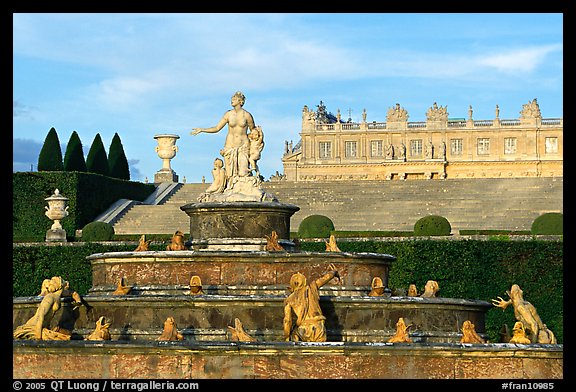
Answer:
154, 134, 180, 183
45, 189, 69, 242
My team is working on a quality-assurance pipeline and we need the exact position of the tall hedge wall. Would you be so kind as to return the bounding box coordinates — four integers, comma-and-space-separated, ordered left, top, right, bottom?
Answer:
13, 172, 155, 242
12, 239, 562, 343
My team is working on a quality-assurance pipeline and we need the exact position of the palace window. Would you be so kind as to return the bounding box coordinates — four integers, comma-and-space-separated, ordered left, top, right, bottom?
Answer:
371, 140, 383, 157
504, 137, 517, 155
477, 138, 490, 155
410, 139, 422, 157
319, 141, 332, 159
545, 137, 558, 154
450, 139, 463, 156
345, 141, 357, 158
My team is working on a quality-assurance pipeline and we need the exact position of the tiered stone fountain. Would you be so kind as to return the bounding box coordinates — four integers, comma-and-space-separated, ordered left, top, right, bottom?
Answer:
13, 93, 562, 379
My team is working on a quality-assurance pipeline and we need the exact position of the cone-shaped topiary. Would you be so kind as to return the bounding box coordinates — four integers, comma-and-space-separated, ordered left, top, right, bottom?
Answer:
86, 133, 109, 176
298, 214, 335, 238
531, 212, 563, 235
108, 132, 130, 180
63, 131, 87, 172
37, 127, 64, 171
414, 215, 452, 236
81, 221, 115, 242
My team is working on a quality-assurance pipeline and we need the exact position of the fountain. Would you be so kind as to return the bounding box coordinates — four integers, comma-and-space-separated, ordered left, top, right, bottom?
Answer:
13, 92, 562, 379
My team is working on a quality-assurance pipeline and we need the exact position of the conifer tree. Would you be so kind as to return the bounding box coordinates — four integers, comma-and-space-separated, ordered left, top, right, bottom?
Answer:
63, 131, 87, 172
108, 132, 130, 180
86, 133, 109, 176
37, 127, 64, 171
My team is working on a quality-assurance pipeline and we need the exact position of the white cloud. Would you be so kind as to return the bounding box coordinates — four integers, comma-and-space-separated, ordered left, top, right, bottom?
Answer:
476, 44, 562, 73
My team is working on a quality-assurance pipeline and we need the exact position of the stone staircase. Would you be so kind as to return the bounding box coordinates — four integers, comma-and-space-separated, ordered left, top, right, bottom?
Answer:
110, 177, 563, 235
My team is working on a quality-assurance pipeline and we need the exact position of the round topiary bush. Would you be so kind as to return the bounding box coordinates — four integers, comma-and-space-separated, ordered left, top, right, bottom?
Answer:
531, 212, 563, 235
81, 221, 115, 242
413, 215, 451, 236
298, 215, 335, 238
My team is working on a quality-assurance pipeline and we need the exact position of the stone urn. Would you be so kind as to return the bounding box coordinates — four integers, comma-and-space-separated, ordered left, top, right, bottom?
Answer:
154, 134, 180, 183
45, 189, 69, 242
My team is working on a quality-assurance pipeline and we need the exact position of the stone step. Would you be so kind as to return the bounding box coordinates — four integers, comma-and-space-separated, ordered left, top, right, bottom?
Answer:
110, 178, 563, 235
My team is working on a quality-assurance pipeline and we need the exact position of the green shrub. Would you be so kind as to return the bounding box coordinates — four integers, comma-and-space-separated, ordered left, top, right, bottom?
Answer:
81, 221, 115, 241
413, 215, 451, 236
531, 212, 563, 235
297, 215, 335, 238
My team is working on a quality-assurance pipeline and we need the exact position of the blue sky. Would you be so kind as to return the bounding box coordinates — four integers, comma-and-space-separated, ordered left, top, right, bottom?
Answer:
13, 13, 563, 182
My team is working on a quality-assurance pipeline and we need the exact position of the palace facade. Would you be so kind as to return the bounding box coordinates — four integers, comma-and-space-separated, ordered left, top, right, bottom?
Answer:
280, 99, 562, 181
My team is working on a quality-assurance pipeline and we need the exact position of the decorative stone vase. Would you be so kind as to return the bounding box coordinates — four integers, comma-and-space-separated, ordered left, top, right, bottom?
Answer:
154, 134, 180, 183
45, 189, 69, 242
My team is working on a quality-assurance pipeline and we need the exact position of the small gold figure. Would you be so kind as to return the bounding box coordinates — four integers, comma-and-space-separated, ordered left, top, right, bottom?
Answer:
265, 230, 284, 251
188, 275, 204, 295
166, 230, 187, 251
420, 280, 439, 298
134, 234, 152, 251
492, 284, 556, 344
509, 321, 532, 344
112, 277, 132, 295
325, 234, 341, 252
157, 316, 184, 341
387, 317, 412, 343
460, 320, 485, 343
227, 318, 256, 342
407, 284, 418, 297
368, 277, 385, 297
86, 316, 112, 341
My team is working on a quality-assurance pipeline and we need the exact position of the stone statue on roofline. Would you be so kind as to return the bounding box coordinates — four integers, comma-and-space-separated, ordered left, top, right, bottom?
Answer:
192, 91, 276, 203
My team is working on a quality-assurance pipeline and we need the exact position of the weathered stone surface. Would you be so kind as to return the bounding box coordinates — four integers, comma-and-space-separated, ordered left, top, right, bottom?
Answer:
13, 341, 563, 379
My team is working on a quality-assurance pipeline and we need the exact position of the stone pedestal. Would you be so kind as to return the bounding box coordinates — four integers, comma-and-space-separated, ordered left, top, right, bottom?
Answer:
154, 169, 178, 183
45, 228, 67, 242
180, 201, 299, 251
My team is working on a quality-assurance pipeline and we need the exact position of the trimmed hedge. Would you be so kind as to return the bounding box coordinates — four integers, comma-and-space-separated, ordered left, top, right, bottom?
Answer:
297, 215, 335, 238
13, 239, 563, 344
413, 215, 451, 236
531, 212, 563, 235
81, 221, 115, 241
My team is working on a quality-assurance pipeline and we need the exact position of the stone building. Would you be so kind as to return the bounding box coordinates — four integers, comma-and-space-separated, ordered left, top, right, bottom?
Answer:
281, 99, 562, 181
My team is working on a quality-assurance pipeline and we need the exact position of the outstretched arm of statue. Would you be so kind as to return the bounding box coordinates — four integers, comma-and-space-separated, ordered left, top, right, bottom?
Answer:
315, 263, 340, 288
191, 114, 229, 135
491, 296, 511, 310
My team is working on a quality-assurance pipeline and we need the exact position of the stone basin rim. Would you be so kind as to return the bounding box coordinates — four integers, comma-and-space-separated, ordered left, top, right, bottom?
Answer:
85, 250, 396, 261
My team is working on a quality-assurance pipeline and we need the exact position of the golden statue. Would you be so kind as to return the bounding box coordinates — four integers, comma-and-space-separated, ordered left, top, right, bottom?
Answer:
420, 280, 439, 298
14, 276, 81, 340
508, 321, 532, 344
265, 230, 284, 252
157, 317, 184, 341
166, 230, 187, 251
492, 284, 556, 344
368, 277, 385, 296
134, 234, 152, 252
509, 321, 532, 344
188, 275, 204, 295
387, 317, 412, 343
283, 263, 340, 342
325, 234, 341, 252
86, 316, 112, 341
407, 284, 418, 297
112, 277, 132, 295
227, 318, 256, 342
460, 320, 485, 343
